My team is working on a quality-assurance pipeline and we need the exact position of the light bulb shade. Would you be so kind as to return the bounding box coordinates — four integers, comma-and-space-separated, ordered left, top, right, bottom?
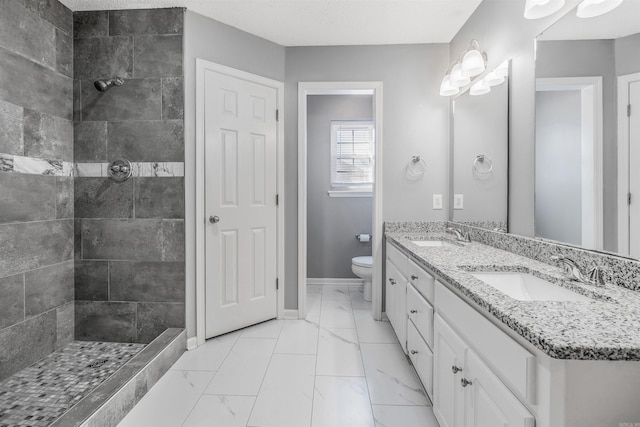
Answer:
576, 0, 623, 18
524, 0, 565, 19
484, 70, 505, 87
495, 60, 509, 78
450, 63, 470, 87
461, 49, 485, 77
439, 74, 459, 96
470, 79, 491, 96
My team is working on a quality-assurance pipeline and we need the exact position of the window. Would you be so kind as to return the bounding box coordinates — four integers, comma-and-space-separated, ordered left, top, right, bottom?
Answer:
330, 121, 374, 194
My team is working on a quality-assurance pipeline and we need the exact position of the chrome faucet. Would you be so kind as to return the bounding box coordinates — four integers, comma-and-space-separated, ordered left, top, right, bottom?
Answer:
446, 227, 471, 243
551, 256, 606, 287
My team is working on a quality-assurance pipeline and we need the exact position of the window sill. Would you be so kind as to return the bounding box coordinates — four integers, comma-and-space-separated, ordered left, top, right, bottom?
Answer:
327, 190, 373, 198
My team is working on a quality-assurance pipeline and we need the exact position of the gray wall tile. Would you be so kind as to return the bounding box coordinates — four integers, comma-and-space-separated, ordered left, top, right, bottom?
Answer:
28, 0, 72, 35
23, 109, 73, 161
73, 79, 81, 122
0, 174, 56, 223
0, 0, 56, 70
56, 176, 74, 219
0, 274, 24, 331
162, 220, 184, 262
74, 36, 133, 80
55, 28, 73, 78
0, 310, 56, 381
75, 261, 109, 301
110, 261, 184, 302
0, 219, 73, 277
0, 30, 73, 120
134, 177, 184, 219
56, 301, 74, 349
74, 121, 107, 161
162, 77, 183, 120
24, 260, 74, 316
109, 9, 184, 36
74, 218, 82, 261
75, 301, 136, 342
0, 99, 24, 155
133, 35, 182, 78
81, 78, 161, 121
107, 120, 183, 161
74, 11, 108, 38
136, 302, 184, 343
81, 219, 163, 261
74, 178, 133, 219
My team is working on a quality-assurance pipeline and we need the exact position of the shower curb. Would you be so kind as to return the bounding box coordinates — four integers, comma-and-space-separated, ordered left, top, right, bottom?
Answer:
50, 328, 186, 427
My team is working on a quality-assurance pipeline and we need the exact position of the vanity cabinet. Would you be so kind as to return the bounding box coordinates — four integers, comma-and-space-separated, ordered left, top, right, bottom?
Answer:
385, 260, 407, 352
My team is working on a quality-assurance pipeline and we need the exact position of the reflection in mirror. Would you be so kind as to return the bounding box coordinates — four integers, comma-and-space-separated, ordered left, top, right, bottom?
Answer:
535, 0, 640, 258
451, 61, 509, 231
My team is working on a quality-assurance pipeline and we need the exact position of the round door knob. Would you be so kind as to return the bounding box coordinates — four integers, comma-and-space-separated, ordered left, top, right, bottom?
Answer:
461, 378, 472, 387
451, 365, 462, 374
410, 350, 418, 355
209, 215, 220, 224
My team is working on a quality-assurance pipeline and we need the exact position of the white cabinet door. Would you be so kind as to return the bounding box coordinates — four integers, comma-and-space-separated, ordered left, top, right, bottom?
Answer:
385, 260, 407, 351
434, 314, 467, 427
407, 320, 434, 398
464, 350, 535, 427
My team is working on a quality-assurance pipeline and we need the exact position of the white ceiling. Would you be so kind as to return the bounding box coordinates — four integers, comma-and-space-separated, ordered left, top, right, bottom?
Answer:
59, 0, 483, 46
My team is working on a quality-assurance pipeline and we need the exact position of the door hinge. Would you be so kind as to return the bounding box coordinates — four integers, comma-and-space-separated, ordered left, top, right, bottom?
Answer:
276, 194, 279, 206
629, 192, 632, 205
276, 109, 279, 122
276, 278, 279, 290
628, 104, 632, 117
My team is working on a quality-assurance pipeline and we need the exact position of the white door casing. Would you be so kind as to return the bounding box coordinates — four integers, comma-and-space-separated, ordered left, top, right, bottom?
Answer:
195, 60, 285, 343
629, 81, 640, 258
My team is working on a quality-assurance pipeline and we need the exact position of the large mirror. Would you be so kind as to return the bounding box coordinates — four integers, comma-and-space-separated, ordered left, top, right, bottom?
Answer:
451, 61, 510, 231
535, 0, 640, 258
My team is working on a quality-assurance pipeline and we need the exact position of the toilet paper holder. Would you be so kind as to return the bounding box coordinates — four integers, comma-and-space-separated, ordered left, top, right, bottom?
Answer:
355, 234, 372, 242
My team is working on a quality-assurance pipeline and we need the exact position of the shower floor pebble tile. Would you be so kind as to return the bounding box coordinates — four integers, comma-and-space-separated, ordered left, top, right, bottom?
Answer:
0, 341, 144, 427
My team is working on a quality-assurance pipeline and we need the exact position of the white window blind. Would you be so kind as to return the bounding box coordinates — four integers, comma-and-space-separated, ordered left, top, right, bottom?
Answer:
330, 121, 374, 189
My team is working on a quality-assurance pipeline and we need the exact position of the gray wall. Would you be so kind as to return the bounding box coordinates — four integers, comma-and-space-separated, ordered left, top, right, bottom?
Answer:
535, 90, 582, 244
73, 8, 185, 344
536, 39, 617, 250
615, 32, 640, 76
285, 44, 450, 308
0, 0, 74, 380
183, 11, 286, 336
450, 0, 584, 237
307, 95, 373, 278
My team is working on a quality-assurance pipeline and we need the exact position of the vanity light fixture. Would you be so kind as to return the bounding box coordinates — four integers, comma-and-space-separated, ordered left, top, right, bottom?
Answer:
439, 74, 460, 96
484, 70, 505, 87
461, 40, 486, 77
439, 40, 487, 96
470, 78, 491, 96
524, 0, 565, 19
576, 0, 624, 17
450, 63, 471, 87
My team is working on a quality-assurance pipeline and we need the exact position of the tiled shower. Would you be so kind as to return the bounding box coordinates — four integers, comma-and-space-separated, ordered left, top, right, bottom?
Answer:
0, 2, 186, 425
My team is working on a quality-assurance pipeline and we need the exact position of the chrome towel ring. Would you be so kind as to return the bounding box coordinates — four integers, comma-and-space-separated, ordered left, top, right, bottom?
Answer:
473, 154, 493, 175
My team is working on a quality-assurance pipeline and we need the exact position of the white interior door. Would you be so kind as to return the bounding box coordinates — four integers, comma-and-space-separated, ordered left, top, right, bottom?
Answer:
630, 81, 640, 258
204, 68, 278, 339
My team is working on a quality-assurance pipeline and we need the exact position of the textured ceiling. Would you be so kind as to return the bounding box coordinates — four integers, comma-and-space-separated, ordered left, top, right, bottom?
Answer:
59, 0, 484, 46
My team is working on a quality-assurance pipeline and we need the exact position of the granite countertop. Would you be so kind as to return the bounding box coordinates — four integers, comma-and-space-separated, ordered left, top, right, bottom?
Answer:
386, 231, 640, 361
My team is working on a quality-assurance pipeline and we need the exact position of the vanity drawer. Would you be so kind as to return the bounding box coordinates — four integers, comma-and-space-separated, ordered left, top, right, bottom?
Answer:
407, 320, 433, 399
407, 284, 434, 349
435, 282, 536, 404
387, 242, 408, 273
407, 259, 435, 304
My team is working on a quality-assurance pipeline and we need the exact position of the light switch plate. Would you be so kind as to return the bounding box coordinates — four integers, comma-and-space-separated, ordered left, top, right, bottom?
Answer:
433, 194, 443, 210
453, 194, 464, 210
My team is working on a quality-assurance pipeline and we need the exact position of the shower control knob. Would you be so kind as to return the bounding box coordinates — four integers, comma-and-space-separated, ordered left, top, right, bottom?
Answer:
209, 215, 220, 224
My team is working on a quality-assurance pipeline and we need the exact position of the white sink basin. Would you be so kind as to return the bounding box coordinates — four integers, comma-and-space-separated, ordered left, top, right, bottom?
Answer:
411, 240, 457, 248
470, 272, 592, 302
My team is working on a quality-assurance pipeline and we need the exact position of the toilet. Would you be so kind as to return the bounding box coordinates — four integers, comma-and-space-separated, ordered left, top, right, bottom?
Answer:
351, 256, 373, 301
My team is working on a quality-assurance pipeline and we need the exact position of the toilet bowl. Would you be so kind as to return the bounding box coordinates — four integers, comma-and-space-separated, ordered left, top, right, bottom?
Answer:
351, 256, 373, 302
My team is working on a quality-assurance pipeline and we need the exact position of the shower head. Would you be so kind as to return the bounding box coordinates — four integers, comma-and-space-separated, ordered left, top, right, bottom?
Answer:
94, 77, 125, 92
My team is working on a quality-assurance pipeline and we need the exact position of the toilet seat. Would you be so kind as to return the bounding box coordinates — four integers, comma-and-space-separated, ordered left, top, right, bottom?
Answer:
352, 256, 372, 268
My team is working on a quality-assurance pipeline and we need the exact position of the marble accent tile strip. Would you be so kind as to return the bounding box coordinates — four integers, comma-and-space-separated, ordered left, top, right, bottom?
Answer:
76, 162, 185, 177
0, 153, 73, 176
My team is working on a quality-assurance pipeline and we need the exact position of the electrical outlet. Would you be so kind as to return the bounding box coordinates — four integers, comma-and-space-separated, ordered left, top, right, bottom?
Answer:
454, 194, 464, 210
433, 194, 443, 210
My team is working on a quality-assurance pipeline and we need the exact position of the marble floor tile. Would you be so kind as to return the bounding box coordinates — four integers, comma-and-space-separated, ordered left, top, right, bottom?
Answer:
353, 310, 399, 344
372, 405, 439, 427
171, 330, 241, 372
360, 343, 428, 406
240, 319, 284, 339
247, 354, 315, 427
321, 285, 352, 300
274, 318, 319, 355
316, 328, 364, 377
321, 298, 353, 312
320, 308, 356, 329
311, 376, 375, 427
117, 370, 215, 427
306, 294, 322, 317
307, 284, 322, 297
349, 288, 372, 310
182, 395, 255, 427
204, 338, 276, 396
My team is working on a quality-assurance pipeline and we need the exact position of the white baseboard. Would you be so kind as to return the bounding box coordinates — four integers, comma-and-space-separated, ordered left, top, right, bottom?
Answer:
283, 309, 299, 319
186, 336, 198, 351
306, 278, 363, 286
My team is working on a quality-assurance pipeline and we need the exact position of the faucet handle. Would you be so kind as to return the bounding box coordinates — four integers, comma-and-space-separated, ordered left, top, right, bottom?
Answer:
587, 264, 607, 287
